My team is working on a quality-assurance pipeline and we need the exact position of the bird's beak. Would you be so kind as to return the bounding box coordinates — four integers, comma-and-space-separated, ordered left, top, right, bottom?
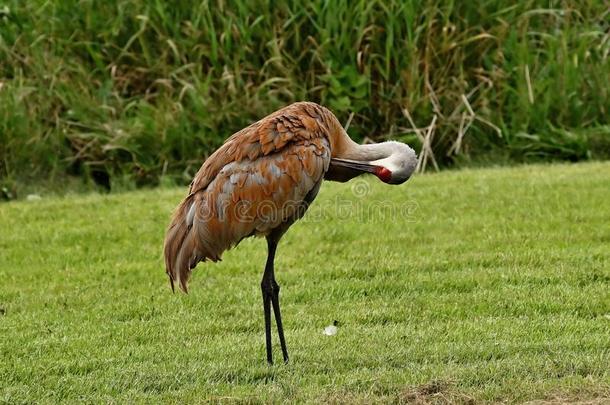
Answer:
330, 158, 392, 183
329, 158, 379, 174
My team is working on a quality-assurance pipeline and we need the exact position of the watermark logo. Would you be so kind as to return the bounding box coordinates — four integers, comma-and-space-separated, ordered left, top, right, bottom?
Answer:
351, 179, 371, 198
193, 181, 419, 225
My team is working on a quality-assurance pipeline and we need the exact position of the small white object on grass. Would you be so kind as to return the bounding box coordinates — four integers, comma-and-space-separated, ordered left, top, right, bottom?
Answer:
26, 194, 42, 201
323, 324, 338, 336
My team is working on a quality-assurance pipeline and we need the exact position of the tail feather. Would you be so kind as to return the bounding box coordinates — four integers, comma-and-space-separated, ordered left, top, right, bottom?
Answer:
164, 193, 228, 292
164, 195, 200, 293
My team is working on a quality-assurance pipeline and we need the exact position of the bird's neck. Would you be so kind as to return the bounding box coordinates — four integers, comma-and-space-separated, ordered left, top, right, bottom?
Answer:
347, 142, 397, 161
319, 107, 398, 162
331, 130, 394, 162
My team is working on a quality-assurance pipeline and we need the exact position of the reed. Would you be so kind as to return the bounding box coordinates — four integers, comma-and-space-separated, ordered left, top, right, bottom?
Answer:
1, 0, 608, 193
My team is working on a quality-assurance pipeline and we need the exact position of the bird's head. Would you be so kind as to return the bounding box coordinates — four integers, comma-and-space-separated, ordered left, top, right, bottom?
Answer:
328, 141, 418, 185
369, 141, 418, 184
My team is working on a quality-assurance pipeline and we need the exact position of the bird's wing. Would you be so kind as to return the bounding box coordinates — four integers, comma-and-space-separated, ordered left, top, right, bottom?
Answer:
188, 102, 330, 196
164, 103, 331, 292
192, 139, 330, 257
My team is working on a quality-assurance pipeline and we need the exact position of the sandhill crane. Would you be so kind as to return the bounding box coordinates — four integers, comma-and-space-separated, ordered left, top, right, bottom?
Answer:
164, 102, 417, 364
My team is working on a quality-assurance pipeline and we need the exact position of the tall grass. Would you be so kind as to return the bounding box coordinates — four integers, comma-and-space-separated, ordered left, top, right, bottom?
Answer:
0, 0, 608, 193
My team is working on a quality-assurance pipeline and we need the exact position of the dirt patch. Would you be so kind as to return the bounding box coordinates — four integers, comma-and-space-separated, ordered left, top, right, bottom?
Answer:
399, 380, 476, 404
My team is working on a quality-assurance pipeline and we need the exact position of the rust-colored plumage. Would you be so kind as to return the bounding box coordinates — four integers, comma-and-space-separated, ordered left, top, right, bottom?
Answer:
164, 102, 336, 292
164, 101, 418, 364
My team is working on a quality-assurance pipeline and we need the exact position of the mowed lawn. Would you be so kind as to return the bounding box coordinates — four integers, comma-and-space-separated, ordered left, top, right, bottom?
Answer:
1, 162, 609, 403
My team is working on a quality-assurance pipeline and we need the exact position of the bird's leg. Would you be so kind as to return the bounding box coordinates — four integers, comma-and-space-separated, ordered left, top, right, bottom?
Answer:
261, 236, 289, 364
271, 278, 289, 364
262, 278, 273, 364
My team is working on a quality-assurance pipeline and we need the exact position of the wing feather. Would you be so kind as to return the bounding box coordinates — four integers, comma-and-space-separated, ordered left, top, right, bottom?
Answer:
164, 102, 332, 292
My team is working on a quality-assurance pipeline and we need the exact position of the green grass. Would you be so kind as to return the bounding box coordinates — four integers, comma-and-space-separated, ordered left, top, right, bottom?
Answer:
1, 1, 609, 194
1, 162, 609, 403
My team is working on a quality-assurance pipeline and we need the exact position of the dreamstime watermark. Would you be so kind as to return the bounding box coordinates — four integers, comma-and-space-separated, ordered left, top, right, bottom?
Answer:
193, 179, 420, 225
351, 179, 371, 198
305, 196, 419, 224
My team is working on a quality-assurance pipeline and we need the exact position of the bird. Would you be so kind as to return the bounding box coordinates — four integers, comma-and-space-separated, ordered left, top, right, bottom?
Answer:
164, 101, 418, 364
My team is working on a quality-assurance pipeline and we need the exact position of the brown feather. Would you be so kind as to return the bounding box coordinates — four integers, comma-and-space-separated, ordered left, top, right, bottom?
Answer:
163, 102, 341, 292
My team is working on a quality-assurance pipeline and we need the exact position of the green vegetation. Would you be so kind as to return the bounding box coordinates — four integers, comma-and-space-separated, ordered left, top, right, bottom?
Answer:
1, 162, 609, 402
1, 1, 609, 196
